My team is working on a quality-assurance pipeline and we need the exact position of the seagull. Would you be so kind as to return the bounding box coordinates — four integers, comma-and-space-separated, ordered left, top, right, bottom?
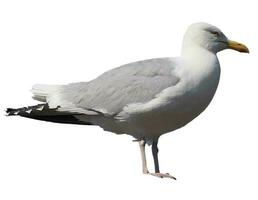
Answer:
6, 22, 249, 179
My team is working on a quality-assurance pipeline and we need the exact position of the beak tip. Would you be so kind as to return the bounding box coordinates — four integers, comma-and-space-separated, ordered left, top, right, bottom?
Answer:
227, 40, 249, 54
241, 48, 249, 53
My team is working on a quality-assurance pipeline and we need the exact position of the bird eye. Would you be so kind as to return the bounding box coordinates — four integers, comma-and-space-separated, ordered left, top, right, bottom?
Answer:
210, 30, 220, 37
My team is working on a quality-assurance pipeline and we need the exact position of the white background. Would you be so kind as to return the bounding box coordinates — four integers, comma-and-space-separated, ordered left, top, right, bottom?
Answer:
0, 0, 257, 199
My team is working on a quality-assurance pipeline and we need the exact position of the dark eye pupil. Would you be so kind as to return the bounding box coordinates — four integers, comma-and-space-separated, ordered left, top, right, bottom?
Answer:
211, 31, 219, 36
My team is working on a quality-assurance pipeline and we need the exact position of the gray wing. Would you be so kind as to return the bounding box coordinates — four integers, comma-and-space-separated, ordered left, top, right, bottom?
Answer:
59, 57, 180, 115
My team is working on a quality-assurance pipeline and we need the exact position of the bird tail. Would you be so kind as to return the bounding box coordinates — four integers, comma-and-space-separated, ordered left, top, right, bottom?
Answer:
6, 104, 92, 125
31, 84, 61, 102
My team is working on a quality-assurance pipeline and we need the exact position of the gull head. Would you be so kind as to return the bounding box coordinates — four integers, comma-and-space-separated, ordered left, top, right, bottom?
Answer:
182, 22, 249, 54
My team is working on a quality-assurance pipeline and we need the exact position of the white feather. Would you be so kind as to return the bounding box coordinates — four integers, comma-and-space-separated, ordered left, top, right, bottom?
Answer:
31, 84, 61, 102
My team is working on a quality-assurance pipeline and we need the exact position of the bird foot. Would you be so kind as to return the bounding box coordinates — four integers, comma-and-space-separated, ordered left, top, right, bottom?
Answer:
148, 172, 176, 180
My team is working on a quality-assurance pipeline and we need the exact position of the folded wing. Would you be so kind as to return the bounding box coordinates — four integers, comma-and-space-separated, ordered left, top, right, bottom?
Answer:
32, 57, 180, 117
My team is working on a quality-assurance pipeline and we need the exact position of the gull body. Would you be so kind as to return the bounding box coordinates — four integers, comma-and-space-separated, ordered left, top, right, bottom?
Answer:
7, 22, 249, 179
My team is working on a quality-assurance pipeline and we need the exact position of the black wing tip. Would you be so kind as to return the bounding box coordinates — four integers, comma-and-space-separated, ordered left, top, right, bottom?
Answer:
5, 108, 18, 116
5, 104, 93, 125
5, 104, 45, 116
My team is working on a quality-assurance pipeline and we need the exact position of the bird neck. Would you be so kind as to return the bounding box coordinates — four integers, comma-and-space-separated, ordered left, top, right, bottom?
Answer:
180, 45, 220, 85
181, 45, 219, 69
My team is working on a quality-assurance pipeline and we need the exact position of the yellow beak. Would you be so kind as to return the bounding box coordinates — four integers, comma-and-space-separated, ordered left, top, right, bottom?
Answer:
227, 40, 249, 53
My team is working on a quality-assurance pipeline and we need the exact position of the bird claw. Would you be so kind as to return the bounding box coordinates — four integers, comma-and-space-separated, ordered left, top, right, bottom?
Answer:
148, 172, 176, 180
